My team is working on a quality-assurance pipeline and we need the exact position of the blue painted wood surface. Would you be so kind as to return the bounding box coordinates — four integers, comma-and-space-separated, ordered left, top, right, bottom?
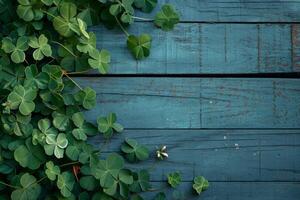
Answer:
81, 0, 300, 199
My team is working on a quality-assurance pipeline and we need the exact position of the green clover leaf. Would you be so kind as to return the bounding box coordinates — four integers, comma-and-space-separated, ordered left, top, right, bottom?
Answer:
74, 87, 97, 110
121, 138, 149, 162
11, 173, 41, 200
167, 172, 181, 188
7, 85, 37, 115
79, 176, 99, 191
192, 176, 209, 195
154, 192, 166, 200
88, 49, 111, 74
57, 171, 75, 197
1, 36, 29, 63
17, 0, 43, 22
24, 65, 49, 89
45, 161, 61, 181
97, 113, 123, 138
130, 169, 151, 192
71, 112, 87, 141
134, 0, 157, 13
154, 4, 179, 31
44, 133, 68, 159
127, 34, 151, 60
29, 34, 52, 61
76, 32, 96, 54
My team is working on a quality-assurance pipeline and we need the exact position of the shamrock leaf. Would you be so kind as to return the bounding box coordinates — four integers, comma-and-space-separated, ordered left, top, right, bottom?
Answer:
45, 161, 60, 181
29, 34, 52, 61
167, 172, 181, 188
88, 49, 110, 74
52, 110, 73, 131
153, 192, 166, 200
32, 118, 57, 145
154, 4, 179, 31
71, 112, 87, 141
80, 176, 98, 191
7, 85, 37, 115
192, 176, 209, 195
127, 34, 151, 60
121, 138, 149, 162
74, 87, 97, 110
97, 113, 123, 138
24, 65, 49, 89
134, 0, 157, 13
77, 18, 90, 39
11, 173, 41, 200
17, 0, 43, 22
93, 153, 124, 191
1, 36, 29, 63
44, 133, 68, 159
14, 139, 46, 170
130, 169, 151, 192
53, 2, 80, 37
57, 171, 75, 197
76, 32, 96, 54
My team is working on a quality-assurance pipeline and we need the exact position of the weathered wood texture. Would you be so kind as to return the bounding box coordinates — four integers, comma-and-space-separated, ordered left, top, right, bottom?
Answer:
77, 78, 300, 128
144, 182, 300, 200
136, 0, 300, 22
292, 24, 300, 71
91, 129, 300, 182
91, 23, 296, 74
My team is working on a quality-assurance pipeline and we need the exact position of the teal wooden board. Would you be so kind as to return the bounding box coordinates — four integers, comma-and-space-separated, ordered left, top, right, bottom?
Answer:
90, 23, 295, 74
293, 25, 300, 71
76, 78, 300, 128
136, 0, 300, 22
90, 129, 300, 182
143, 182, 300, 200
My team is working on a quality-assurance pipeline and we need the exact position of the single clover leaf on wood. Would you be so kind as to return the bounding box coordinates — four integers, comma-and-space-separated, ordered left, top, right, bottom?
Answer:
29, 34, 52, 61
57, 171, 75, 197
127, 34, 151, 60
7, 85, 37, 115
1, 36, 29, 63
134, 0, 157, 13
167, 172, 181, 188
74, 87, 97, 110
45, 161, 60, 181
44, 133, 68, 159
11, 173, 41, 200
88, 49, 111, 74
121, 138, 149, 162
192, 176, 209, 195
97, 113, 123, 138
154, 4, 179, 31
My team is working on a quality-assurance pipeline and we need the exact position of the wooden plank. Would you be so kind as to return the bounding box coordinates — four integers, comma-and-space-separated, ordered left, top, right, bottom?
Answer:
90, 129, 300, 182
136, 0, 300, 22
143, 182, 300, 200
90, 23, 294, 74
292, 24, 300, 71
77, 78, 300, 128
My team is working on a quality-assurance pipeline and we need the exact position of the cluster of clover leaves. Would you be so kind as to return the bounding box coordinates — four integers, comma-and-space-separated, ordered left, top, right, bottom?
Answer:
0, 0, 209, 199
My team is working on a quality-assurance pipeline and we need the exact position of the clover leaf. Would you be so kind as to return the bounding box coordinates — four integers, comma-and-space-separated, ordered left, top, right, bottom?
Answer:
7, 85, 37, 115
97, 113, 123, 138
121, 138, 149, 162
74, 87, 97, 110
192, 176, 209, 195
134, 0, 157, 13
11, 173, 41, 200
154, 4, 179, 31
45, 161, 60, 181
52, 109, 75, 131
24, 65, 49, 89
88, 49, 110, 74
17, 0, 43, 22
57, 171, 75, 197
130, 169, 151, 192
154, 192, 166, 200
167, 172, 181, 188
71, 112, 88, 141
14, 139, 46, 170
44, 133, 68, 159
1, 36, 29, 63
76, 32, 96, 54
127, 34, 151, 60
29, 34, 52, 61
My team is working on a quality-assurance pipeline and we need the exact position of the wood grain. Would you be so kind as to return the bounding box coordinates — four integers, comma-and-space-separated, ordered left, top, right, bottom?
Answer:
292, 24, 300, 71
90, 23, 294, 74
90, 129, 300, 182
143, 182, 300, 200
136, 0, 300, 22
76, 78, 300, 128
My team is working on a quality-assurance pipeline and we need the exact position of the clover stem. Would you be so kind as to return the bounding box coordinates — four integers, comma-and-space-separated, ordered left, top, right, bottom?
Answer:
115, 17, 130, 37
0, 181, 20, 189
60, 161, 80, 167
24, 58, 29, 65
41, 10, 56, 19
66, 70, 91, 75
99, 139, 110, 153
33, 177, 47, 186
132, 16, 153, 21
63, 72, 83, 90
51, 41, 77, 58
146, 186, 168, 192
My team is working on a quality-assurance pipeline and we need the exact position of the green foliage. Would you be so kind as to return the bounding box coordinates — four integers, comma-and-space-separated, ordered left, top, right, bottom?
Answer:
167, 172, 182, 188
154, 192, 166, 200
192, 176, 209, 195
0, 0, 206, 199
121, 138, 149, 162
